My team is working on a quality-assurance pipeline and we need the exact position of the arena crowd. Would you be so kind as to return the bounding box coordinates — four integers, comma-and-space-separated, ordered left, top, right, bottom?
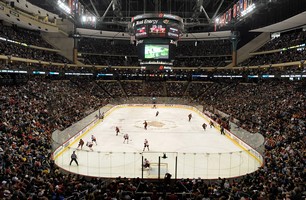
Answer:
0, 75, 304, 199
0, 23, 70, 64
241, 30, 306, 67
256, 30, 306, 52
77, 38, 232, 67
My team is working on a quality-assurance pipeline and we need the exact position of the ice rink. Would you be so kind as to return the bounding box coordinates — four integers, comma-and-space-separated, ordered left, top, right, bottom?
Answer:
55, 105, 262, 179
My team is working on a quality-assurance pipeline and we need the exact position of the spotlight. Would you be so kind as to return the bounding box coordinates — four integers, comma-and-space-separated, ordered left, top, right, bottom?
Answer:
162, 153, 167, 159
81, 15, 86, 23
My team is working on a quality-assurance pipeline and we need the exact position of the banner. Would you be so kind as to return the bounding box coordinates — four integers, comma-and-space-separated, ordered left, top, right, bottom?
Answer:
68, 0, 72, 9
80, 4, 84, 15
244, 0, 248, 10
240, 0, 244, 13
233, 4, 237, 18
236, 2, 240, 17
248, 0, 253, 7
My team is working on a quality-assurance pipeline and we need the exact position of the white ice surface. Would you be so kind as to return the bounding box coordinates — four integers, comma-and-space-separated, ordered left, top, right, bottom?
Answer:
55, 106, 261, 179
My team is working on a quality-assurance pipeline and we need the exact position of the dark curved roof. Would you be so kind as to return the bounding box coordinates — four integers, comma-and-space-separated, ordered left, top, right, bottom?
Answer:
27, 0, 306, 32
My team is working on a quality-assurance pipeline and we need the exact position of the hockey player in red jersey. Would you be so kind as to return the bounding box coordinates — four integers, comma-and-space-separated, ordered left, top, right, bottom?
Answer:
210, 120, 214, 128
143, 120, 148, 130
77, 139, 85, 149
115, 126, 120, 136
156, 111, 159, 117
202, 123, 207, 131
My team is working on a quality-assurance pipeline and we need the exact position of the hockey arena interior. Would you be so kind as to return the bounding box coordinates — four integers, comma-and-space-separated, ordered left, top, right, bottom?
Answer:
0, 0, 305, 199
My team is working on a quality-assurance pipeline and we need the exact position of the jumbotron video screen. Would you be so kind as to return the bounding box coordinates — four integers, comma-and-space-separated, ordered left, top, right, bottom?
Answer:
144, 44, 169, 59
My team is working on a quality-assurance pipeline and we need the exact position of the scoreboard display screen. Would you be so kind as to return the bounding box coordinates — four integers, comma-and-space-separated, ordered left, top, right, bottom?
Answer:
137, 38, 176, 63
148, 25, 166, 37
144, 44, 169, 59
167, 27, 179, 40
135, 26, 147, 38
133, 18, 181, 40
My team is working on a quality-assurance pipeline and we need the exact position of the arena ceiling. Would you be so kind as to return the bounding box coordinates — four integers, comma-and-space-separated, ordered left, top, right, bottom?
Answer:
26, 0, 241, 31
27, 0, 306, 33
77, 0, 234, 22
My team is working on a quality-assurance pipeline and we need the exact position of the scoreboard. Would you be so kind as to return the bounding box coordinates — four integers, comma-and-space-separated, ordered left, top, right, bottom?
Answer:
130, 13, 183, 67
131, 13, 183, 40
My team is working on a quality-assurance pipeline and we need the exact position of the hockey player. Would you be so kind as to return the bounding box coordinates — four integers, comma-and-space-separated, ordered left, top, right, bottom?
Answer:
143, 139, 149, 151
123, 133, 129, 144
156, 111, 159, 117
143, 158, 150, 168
91, 135, 97, 145
77, 139, 85, 149
220, 125, 225, 135
210, 120, 214, 128
143, 120, 148, 130
188, 113, 192, 122
202, 123, 207, 131
115, 126, 120, 136
86, 141, 94, 151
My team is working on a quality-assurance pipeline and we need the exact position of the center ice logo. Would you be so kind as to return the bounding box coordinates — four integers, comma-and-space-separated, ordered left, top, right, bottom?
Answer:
134, 120, 177, 129
148, 121, 165, 127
